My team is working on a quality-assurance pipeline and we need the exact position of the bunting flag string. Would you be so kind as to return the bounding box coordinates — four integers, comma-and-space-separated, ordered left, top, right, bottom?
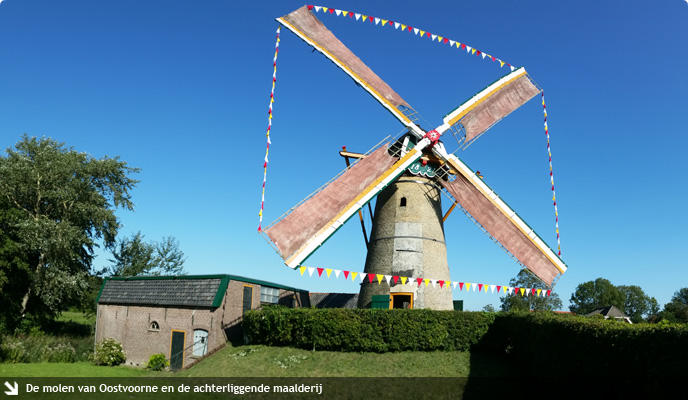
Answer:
298, 265, 554, 297
306, 5, 515, 71
542, 92, 561, 256
258, 26, 281, 232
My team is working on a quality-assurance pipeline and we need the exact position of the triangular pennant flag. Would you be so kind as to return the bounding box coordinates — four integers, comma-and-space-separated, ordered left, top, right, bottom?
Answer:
459, 282, 465, 291
419, 30, 425, 37
342, 11, 349, 17
472, 283, 477, 292
438, 280, 445, 289
359, 272, 366, 282
381, 19, 388, 26
510, 65, 516, 71
537, 288, 542, 297
325, 268, 333, 278
471, 48, 477, 55
401, 24, 406, 30
385, 275, 392, 284
334, 270, 341, 279
496, 285, 502, 293
490, 285, 495, 293
355, 13, 361, 20
413, 28, 419, 35
547, 290, 552, 297
335, 9, 341, 16
394, 22, 400, 29
307, 5, 314, 11
482, 52, 487, 59
329, 8, 334, 14
308, 267, 315, 277
314, 6, 322, 12
393, 275, 399, 284
376, 274, 384, 284
478, 283, 484, 292
520, 288, 526, 296
416, 277, 423, 286
299, 266, 307, 276
500, 60, 505, 67
361, 14, 367, 22
424, 279, 430, 287
514, 287, 520, 295
466, 45, 472, 53
531, 288, 537, 296
453, 281, 458, 290
449, 40, 455, 46
343, 270, 350, 279
374, 17, 380, 25
401, 276, 407, 285
431, 34, 437, 41
351, 272, 358, 281
431, 279, 437, 288
368, 274, 375, 284
369, 16, 374, 22
466, 283, 471, 291
484, 284, 490, 293
322, 7, 328, 13
317, 267, 324, 277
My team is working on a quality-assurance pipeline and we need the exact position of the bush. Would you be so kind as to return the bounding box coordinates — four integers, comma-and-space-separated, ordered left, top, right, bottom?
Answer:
242, 308, 494, 352
146, 353, 169, 371
0, 335, 80, 363
91, 338, 126, 366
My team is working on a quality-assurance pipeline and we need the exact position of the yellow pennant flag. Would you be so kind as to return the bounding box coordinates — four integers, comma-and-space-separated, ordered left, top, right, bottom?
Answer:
361, 15, 368, 22
377, 274, 384, 284
351, 272, 358, 281
401, 24, 407, 30
537, 288, 542, 297
520, 288, 526, 296
424, 279, 430, 287
471, 48, 476, 55
438, 36, 443, 42
466, 283, 472, 291
419, 30, 425, 36
381, 19, 388, 26
401, 276, 407, 285
342, 11, 349, 17
299, 266, 306, 276
326, 268, 333, 278
484, 284, 489, 292
322, 7, 328, 13
500, 60, 505, 67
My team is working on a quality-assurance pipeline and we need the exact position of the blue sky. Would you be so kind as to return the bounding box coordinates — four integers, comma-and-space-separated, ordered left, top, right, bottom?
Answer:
1, 0, 686, 311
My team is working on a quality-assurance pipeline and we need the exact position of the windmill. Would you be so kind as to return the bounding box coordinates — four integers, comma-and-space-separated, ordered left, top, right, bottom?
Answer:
261, 6, 567, 310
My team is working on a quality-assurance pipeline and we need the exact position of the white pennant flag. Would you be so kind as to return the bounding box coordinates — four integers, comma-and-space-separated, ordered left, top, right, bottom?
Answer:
394, 22, 400, 29
510, 65, 516, 71
453, 281, 458, 290
431, 34, 437, 41
354, 13, 361, 20
314, 6, 322, 12
508, 287, 513, 295
472, 283, 477, 292
334, 270, 341, 279
374, 17, 380, 25
466, 45, 472, 53
413, 28, 419, 35
335, 9, 341, 16
491, 285, 496, 293
482, 53, 487, 59
359, 273, 367, 282
308, 267, 315, 277
449, 40, 455, 46
385, 275, 392, 284
431, 279, 437, 288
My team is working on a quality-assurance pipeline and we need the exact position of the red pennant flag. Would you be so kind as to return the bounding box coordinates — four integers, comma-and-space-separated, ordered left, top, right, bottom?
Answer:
408, 26, 413, 32
476, 50, 481, 56
443, 38, 449, 44
478, 283, 483, 291
349, 12, 353, 18
416, 277, 423, 286
531, 288, 537, 296
393, 275, 399, 284
461, 43, 466, 49
257, 225, 262, 232
496, 285, 502, 293
317, 268, 324, 277
459, 282, 464, 290
329, 8, 334, 14
514, 287, 520, 295
369, 16, 374, 22
439, 280, 445, 288
307, 5, 314, 10
426, 32, 431, 37
547, 290, 552, 297
492, 56, 496, 61
368, 274, 375, 283
343, 270, 350, 279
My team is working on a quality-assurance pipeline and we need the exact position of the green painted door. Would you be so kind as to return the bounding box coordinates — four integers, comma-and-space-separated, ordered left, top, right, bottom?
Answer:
371, 295, 390, 309
170, 330, 185, 371
242, 286, 253, 315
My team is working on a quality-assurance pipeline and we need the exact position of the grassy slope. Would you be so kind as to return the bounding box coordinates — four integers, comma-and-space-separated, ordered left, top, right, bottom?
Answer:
1, 344, 512, 378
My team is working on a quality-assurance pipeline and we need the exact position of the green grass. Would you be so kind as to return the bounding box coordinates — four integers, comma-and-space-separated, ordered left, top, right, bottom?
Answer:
56, 310, 95, 326
1, 344, 513, 378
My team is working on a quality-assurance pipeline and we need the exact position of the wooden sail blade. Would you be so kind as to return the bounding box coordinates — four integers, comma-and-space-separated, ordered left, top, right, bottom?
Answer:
264, 144, 425, 269
440, 67, 540, 145
278, 6, 416, 127
437, 152, 566, 286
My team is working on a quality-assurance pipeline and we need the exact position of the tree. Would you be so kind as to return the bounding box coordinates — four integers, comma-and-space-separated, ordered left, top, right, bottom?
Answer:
108, 231, 186, 276
569, 278, 624, 315
662, 288, 688, 323
500, 269, 562, 312
618, 285, 653, 323
0, 135, 139, 325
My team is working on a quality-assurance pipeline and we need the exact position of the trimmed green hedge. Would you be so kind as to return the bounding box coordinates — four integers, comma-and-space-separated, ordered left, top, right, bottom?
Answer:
483, 312, 688, 377
243, 308, 688, 376
242, 308, 494, 352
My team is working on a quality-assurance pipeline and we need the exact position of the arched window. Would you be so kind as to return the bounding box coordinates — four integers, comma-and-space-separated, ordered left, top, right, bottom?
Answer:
193, 329, 209, 357
149, 321, 160, 331
400, 197, 407, 207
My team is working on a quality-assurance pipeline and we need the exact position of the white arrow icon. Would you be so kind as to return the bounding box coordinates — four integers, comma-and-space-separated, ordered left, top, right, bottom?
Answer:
4, 381, 18, 396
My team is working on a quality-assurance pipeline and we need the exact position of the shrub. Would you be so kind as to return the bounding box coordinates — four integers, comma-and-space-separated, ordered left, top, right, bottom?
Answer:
91, 338, 126, 366
146, 353, 169, 371
0, 335, 79, 363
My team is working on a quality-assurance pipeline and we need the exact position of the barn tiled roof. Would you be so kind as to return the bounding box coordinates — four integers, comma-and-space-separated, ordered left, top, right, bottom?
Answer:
309, 292, 358, 309
98, 275, 230, 308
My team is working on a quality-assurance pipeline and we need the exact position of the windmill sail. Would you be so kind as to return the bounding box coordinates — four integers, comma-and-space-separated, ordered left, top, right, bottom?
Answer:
264, 144, 425, 268
434, 150, 567, 286
277, 6, 417, 127
441, 67, 541, 146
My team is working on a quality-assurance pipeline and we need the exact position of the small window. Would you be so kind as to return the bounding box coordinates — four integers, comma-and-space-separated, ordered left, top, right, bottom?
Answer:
261, 286, 280, 304
400, 197, 407, 207
149, 321, 160, 331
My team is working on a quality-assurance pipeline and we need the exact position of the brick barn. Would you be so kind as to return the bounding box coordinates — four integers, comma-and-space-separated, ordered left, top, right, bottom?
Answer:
95, 274, 309, 370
